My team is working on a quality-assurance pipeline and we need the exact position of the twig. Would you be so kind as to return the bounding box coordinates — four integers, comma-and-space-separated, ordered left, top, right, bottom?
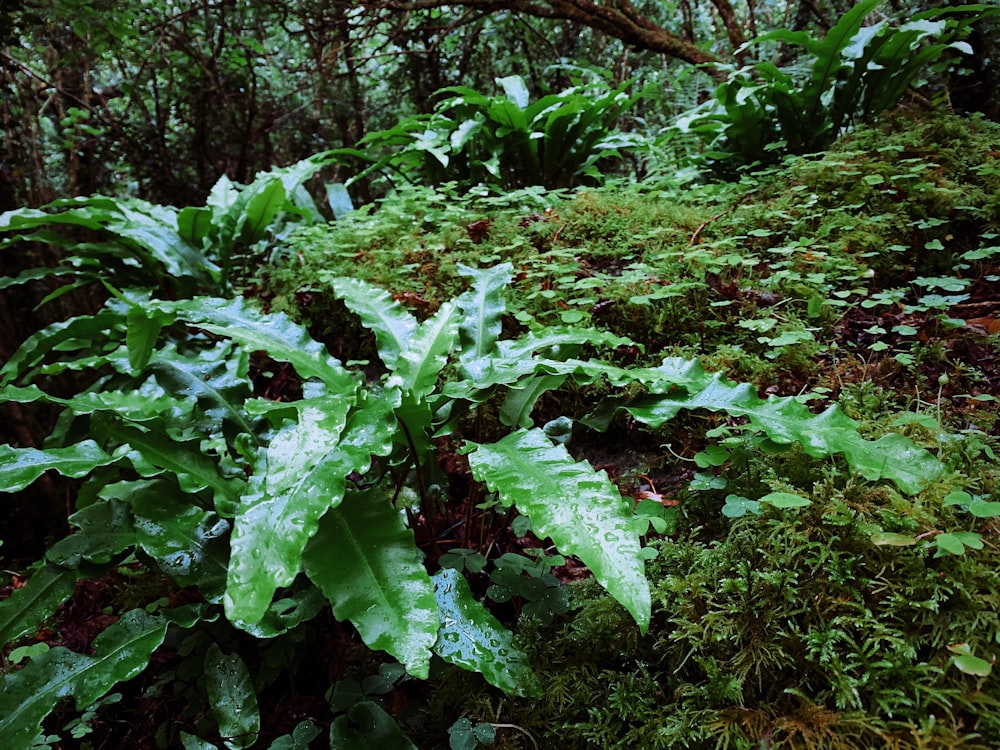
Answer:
689, 195, 748, 245
491, 723, 540, 750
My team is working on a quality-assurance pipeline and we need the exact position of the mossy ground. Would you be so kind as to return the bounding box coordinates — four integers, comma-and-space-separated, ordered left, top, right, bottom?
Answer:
262, 109, 1000, 749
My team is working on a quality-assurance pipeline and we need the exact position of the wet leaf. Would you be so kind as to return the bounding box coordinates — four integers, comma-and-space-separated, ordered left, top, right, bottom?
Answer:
0, 441, 116, 492
303, 490, 438, 678
225, 398, 353, 626
205, 644, 260, 750
46, 499, 135, 566
432, 568, 540, 696
327, 276, 418, 370
0, 610, 167, 750
0, 563, 80, 645
467, 429, 650, 633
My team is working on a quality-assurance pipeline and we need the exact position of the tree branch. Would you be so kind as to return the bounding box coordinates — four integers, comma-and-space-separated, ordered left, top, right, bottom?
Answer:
359, 0, 728, 77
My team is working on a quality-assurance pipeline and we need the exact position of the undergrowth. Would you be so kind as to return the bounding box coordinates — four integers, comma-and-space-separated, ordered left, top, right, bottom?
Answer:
1, 108, 997, 748
265, 108, 1000, 748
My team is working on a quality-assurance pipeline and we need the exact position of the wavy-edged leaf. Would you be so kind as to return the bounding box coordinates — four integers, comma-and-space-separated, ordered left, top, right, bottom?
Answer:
0, 198, 220, 287
608, 364, 942, 495
431, 568, 540, 696
105, 422, 243, 509
499, 373, 569, 428
0, 309, 127, 385
0, 265, 76, 290
455, 263, 512, 373
159, 296, 357, 392
225, 397, 354, 625
0, 563, 79, 646
446, 327, 642, 399
391, 301, 459, 400
467, 428, 650, 632
303, 489, 438, 678
46, 499, 135, 567
148, 342, 256, 438
124, 479, 230, 602
205, 644, 260, 750
0, 609, 167, 750
326, 275, 417, 370
66, 381, 192, 424
0, 441, 117, 492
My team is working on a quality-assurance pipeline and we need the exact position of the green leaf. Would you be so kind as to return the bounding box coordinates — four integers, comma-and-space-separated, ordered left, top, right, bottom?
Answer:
126, 480, 230, 602
969, 500, 1000, 518
498, 75, 531, 109
612, 364, 942, 494
267, 721, 321, 750
327, 276, 418, 370
105, 422, 242, 510
205, 644, 260, 750
0, 609, 167, 750
125, 306, 162, 373
161, 297, 357, 392
934, 532, 983, 556
226, 398, 354, 625
0, 563, 80, 645
1, 309, 126, 385
456, 262, 512, 374
325, 182, 354, 220
953, 653, 992, 677
8, 642, 50, 665
759, 491, 811, 509
722, 494, 761, 518
236, 178, 286, 246
177, 206, 213, 247
499, 373, 569, 428
431, 568, 540, 696
329, 701, 418, 750
148, 341, 256, 438
180, 732, 219, 750
0, 198, 220, 288
46, 499, 136, 567
0, 441, 117, 492
303, 490, 438, 678
467, 429, 650, 632
870, 532, 917, 546
391, 301, 460, 400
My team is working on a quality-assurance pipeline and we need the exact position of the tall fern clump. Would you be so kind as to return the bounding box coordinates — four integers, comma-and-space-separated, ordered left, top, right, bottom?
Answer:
678, 0, 996, 174
343, 74, 645, 191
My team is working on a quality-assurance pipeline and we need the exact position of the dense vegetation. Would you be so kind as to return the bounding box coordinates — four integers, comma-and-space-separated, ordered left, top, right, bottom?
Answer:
1, 1, 998, 748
